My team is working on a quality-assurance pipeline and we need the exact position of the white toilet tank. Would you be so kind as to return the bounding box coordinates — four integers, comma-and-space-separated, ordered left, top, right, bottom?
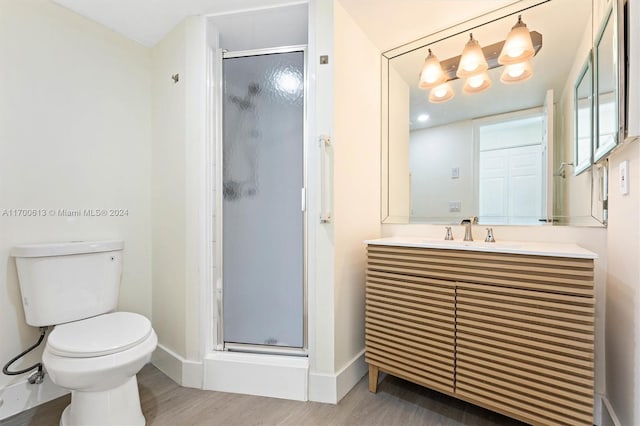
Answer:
11, 240, 124, 327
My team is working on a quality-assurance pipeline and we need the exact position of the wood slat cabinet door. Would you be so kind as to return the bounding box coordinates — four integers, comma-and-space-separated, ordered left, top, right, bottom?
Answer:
456, 280, 595, 426
365, 267, 456, 395
365, 244, 595, 426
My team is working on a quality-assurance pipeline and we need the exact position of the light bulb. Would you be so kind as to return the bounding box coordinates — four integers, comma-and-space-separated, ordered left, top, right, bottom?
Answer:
500, 60, 533, 84
456, 34, 489, 79
419, 49, 447, 89
462, 72, 491, 94
468, 75, 484, 88
498, 15, 535, 65
434, 87, 448, 98
508, 48, 525, 58
417, 114, 430, 122
464, 62, 479, 73
508, 64, 526, 78
428, 82, 454, 103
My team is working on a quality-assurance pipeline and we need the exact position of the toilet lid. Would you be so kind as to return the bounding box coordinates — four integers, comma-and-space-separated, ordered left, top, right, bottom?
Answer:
47, 312, 152, 358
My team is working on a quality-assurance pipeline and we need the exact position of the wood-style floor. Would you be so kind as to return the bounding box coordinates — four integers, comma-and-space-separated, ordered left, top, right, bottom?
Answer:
2, 365, 526, 425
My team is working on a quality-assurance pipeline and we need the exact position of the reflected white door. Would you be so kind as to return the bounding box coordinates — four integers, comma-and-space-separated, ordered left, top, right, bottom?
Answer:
479, 145, 542, 224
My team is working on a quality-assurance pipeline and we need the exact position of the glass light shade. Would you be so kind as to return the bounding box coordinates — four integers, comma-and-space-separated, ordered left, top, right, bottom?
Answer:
462, 72, 492, 94
498, 16, 535, 65
500, 60, 533, 84
419, 49, 447, 89
428, 82, 455, 103
456, 34, 489, 78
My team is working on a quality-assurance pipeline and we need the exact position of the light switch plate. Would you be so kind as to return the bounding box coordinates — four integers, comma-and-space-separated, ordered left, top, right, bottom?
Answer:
620, 160, 629, 195
451, 167, 460, 179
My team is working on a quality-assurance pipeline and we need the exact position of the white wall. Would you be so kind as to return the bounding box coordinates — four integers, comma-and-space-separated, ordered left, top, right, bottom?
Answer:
208, 3, 308, 51
605, 140, 640, 426
556, 9, 595, 223
410, 121, 475, 220
307, 0, 337, 389
151, 16, 207, 363
387, 66, 410, 221
0, 0, 151, 390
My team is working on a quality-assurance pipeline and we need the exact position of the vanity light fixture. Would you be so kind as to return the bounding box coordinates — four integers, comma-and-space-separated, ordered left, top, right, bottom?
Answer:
456, 34, 489, 78
463, 72, 492, 94
500, 60, 533, 83
419, 49, 447, 89
418, 16, 540, 103
498, 15, 535, 65
428, 82, 455, 103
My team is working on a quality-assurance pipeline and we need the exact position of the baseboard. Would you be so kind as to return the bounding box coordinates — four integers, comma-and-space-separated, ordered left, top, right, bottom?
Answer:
309, 350, 367, 404
601, 396, 622, 426
0, 373, 69, 421
203, 351, 309, 401
151, 344, 203, 389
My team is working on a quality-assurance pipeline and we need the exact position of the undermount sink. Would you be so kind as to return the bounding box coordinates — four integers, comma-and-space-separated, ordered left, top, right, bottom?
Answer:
364, 237, 597, 259
427, 239, 523, 250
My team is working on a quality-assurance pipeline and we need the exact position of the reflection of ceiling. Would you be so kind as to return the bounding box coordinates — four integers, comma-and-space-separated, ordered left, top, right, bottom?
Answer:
338, 0, 516, 52
380, 0, 591, 131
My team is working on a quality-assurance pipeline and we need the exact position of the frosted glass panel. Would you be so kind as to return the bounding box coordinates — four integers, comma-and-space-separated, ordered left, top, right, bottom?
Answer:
222, 51, 304, 348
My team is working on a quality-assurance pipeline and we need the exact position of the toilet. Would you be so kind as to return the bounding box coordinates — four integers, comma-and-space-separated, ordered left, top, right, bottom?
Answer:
11, 240, 157, 426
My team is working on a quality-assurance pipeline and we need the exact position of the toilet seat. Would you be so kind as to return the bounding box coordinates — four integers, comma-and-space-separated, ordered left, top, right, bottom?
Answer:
47, 312, 152, 358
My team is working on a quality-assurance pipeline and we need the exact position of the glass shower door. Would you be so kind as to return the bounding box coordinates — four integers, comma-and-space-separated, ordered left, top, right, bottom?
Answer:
222, 49, 304, 349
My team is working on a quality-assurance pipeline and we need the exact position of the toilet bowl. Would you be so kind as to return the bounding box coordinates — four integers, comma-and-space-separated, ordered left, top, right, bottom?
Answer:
43, 312, 157, 426
11, 240, 157, 425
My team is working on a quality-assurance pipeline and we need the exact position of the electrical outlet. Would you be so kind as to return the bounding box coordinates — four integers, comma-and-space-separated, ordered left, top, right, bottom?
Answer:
620, 160, 629, 195
449, 201, 461, 212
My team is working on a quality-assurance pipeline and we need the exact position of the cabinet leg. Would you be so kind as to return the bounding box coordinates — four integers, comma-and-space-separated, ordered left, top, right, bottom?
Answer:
368, 364, 379, 393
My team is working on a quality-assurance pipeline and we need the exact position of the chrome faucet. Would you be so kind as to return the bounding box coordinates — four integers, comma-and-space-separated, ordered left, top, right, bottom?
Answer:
444, 226, 454, 240
461, 217, 478, 241
461, 217, 477, 241
485, 227, 495, 243
463, 222, 473, 241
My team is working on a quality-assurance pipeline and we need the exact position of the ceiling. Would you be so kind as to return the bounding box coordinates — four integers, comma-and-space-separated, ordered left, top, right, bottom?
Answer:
51, 0, 305, 47
51, 0, 592, 131
52, 0, 517, 49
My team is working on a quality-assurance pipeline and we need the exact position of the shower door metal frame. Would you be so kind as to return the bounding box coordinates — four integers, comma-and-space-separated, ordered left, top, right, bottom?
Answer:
215, 45, 308, 356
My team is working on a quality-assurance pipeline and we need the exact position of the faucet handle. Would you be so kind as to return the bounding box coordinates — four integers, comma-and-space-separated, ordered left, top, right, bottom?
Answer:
485, 227, 495, 243
444, 226, 454, 240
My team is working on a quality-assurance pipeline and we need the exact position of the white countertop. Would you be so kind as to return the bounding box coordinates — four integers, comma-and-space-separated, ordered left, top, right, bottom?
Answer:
365, 237, 597, 259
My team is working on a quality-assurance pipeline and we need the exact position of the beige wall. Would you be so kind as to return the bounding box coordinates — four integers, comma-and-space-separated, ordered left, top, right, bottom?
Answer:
151, 16, 207, 361
0, 0, 152, 389
333, 0, 381, 371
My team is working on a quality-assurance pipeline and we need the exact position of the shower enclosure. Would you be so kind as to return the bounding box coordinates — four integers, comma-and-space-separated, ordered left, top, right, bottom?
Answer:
220, 47, 306, 352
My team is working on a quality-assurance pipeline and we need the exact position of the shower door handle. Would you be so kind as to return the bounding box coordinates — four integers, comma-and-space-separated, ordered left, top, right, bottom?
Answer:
319, 135, 332, 223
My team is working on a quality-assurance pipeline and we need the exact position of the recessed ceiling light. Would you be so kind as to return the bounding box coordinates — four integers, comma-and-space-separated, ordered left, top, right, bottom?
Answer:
417, 114, 430, 122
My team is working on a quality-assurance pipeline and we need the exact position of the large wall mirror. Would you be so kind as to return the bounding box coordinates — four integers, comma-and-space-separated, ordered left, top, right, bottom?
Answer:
381, 0, 610, 226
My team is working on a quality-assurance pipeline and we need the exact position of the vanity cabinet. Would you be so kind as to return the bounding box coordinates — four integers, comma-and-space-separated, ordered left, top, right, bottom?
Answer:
365, 241, 595, 426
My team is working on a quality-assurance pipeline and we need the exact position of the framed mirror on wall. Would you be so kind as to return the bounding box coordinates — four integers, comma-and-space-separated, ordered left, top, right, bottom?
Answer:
594, 5, 619, 162
574, 52, 593, 175
381, 0, 609, 227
